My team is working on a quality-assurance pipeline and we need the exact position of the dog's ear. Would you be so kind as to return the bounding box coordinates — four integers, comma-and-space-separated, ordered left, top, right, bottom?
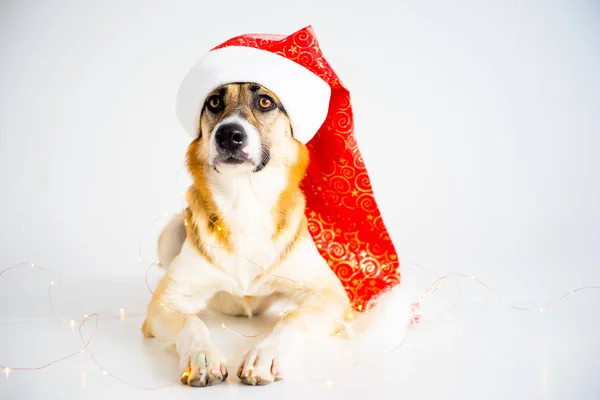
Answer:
197, 109, 206, 139
196, 118, 202, 139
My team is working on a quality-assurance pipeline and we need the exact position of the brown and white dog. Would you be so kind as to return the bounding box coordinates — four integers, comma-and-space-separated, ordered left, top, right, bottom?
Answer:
142, 82, 352, 386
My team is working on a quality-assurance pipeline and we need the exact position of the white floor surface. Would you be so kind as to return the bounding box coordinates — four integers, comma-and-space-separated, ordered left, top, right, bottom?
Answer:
1, 268, 599, 400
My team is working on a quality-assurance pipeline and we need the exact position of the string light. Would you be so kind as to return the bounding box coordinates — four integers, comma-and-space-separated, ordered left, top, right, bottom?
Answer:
0, 274, 100, 375
140, 254, 599, 386
1, 257, 598, 389
2, 245, 599, 390
2, 164, 597, 390
120, 308, 126, 321
1, 215, 598, 391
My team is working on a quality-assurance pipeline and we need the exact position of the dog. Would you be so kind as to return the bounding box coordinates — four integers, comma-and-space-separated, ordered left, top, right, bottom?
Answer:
142, 82, 352, 386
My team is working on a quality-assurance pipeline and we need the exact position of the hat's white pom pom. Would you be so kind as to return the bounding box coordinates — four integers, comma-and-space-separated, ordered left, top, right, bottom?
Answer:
351, 271, 422, 351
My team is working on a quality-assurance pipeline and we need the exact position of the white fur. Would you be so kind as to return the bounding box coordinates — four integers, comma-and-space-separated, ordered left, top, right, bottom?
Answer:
201, 167, 292, 293
145, 108, 409, 387
157, 214, 186, 268
145, 154, 354, 386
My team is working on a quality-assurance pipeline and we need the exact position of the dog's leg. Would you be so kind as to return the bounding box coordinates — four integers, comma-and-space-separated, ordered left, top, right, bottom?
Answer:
236, 236, 351, 385
157, 214, 187, 269
143, 243, 228, 387
238, 286, 349, 385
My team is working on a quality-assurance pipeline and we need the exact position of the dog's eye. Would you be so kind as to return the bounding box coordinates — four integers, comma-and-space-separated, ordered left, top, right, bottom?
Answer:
206, 95, 223, 113
257, 95, 275, 111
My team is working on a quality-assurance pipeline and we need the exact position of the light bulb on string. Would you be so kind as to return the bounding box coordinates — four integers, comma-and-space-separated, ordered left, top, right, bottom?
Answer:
0, 168, 598, 391
0, 216, 599, 392
0, 252, 595, 393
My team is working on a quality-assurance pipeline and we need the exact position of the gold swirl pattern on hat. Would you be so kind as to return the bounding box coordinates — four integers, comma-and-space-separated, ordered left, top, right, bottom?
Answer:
214, 26, 400, 311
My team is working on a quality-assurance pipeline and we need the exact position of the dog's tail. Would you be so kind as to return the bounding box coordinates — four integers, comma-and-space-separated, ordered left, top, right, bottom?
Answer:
157, 213, 187, 269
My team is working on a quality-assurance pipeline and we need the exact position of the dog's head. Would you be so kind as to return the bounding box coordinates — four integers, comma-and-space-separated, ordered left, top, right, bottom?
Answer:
187, 82, 306, 175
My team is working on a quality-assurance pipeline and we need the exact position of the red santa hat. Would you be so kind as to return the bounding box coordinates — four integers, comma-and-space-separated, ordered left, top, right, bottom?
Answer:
176, 26, 400, 311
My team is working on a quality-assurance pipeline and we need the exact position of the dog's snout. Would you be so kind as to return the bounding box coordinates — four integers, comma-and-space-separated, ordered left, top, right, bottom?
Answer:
215, 123, 247, 152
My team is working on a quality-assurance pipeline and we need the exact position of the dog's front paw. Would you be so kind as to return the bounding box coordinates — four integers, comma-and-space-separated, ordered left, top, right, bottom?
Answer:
180, 346, 228, 387
237, 344, 282, 385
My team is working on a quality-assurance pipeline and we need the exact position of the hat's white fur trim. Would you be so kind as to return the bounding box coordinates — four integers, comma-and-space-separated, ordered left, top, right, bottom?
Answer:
176, 46, 331, 144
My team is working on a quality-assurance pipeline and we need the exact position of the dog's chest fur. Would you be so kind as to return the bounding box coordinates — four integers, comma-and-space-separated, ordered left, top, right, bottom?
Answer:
203, 169, 291, 295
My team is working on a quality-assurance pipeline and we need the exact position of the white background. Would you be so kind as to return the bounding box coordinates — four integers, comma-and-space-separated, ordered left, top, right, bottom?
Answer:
1, 1, 599, 399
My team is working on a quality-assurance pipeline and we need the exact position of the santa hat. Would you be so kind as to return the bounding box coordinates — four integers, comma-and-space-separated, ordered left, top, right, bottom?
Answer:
176, 26, 400, 311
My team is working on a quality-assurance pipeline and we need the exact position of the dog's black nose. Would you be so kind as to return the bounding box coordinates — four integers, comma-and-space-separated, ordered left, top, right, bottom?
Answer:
215, 123, 247, 152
